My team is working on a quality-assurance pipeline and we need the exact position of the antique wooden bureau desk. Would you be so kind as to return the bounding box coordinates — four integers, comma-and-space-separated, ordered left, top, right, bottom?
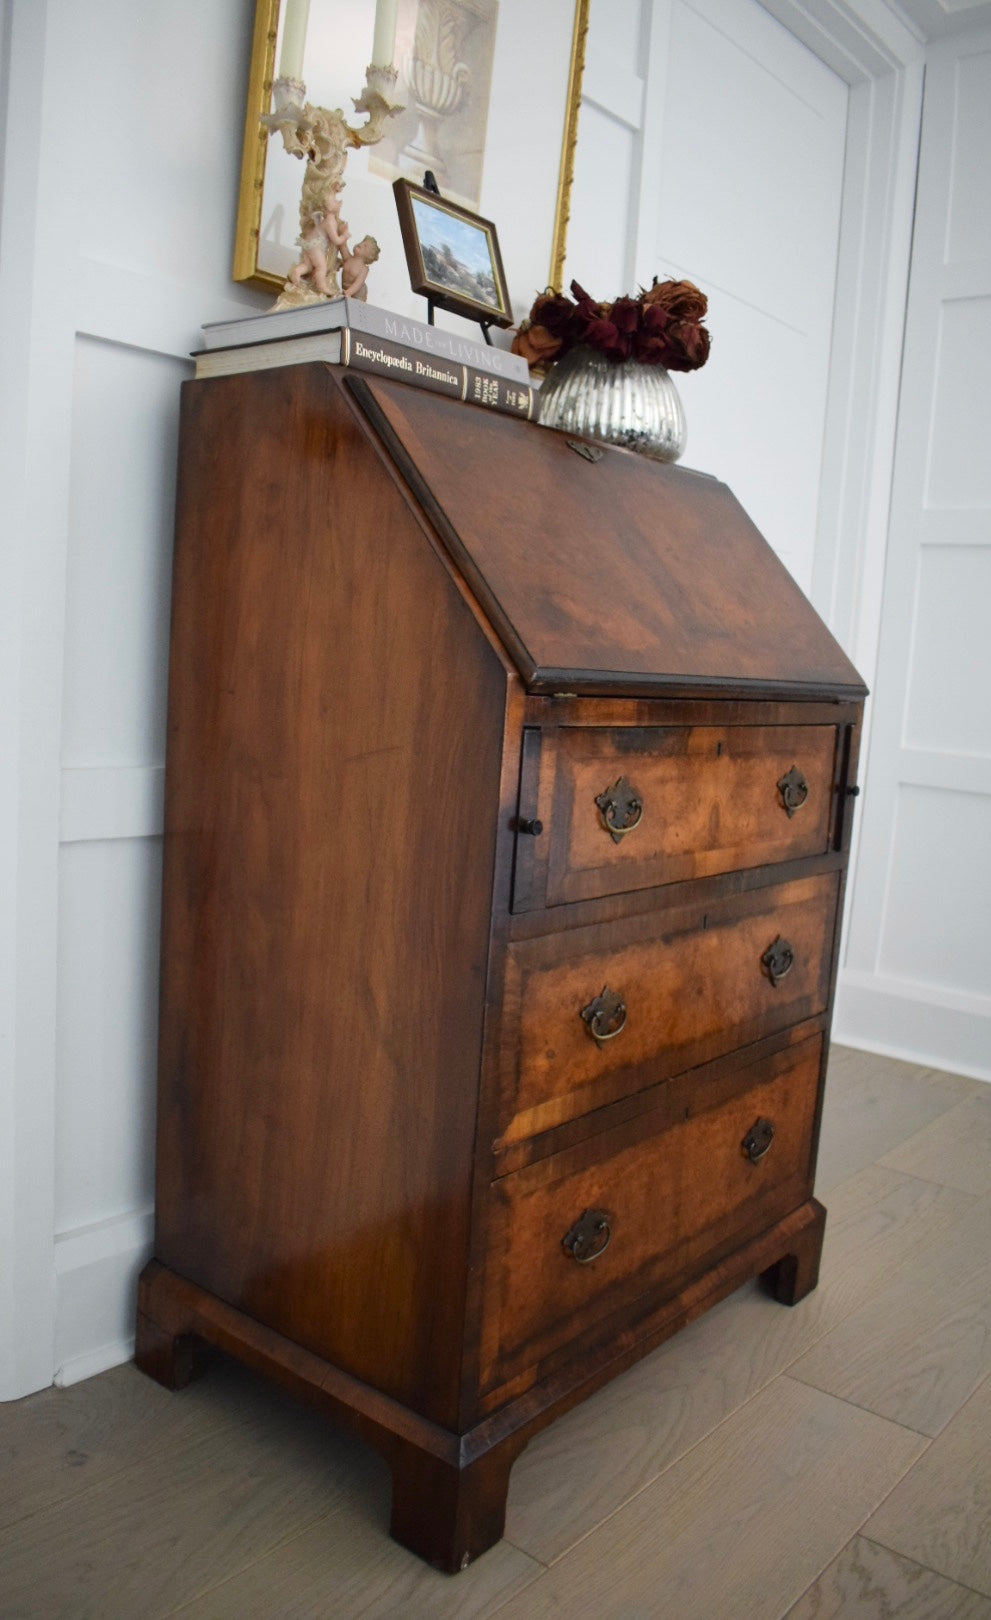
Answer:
137, 363, 866, 1572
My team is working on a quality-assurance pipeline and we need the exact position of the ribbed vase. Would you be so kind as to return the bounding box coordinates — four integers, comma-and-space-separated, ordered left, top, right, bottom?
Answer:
537, 344, 686, 463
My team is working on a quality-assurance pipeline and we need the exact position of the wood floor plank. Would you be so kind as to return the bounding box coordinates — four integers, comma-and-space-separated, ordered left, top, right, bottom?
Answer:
0, 1358, 282, 1532
169, 1504, 543, 1620
879, 1086, 991, 1195
783, 1535, 991, 1619
815, 1047, 979, 1194
0, 1366, 389, 1620
815, 1164, 974, 1288
495, 1379, 926, 1620
788, 1193, 991, 1436
505, 1164, 972, 1564
864, 1371, 991, 1597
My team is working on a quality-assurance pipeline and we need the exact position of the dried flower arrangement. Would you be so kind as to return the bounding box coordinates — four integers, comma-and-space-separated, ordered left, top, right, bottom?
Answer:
512, 277, 711, 373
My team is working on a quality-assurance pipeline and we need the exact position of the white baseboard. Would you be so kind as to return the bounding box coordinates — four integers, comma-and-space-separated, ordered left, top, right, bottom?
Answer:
53, 1207, 154, 1387
54, 1336, 137, 1389
834, 968, 991, 1083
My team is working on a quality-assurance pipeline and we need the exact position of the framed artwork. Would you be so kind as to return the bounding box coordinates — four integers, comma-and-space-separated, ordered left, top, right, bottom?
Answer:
393, 181, 512, 326
234, 0, 588, 321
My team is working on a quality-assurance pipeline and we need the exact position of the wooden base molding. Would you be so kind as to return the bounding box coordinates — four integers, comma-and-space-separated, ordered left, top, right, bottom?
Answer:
137, 1199, 826, 1573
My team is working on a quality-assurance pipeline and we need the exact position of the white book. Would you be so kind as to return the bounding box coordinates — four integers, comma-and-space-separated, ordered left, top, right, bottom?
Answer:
200, 298, 530, 383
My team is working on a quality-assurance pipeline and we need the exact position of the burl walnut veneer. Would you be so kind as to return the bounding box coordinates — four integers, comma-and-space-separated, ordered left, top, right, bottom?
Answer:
136, 364, 866, 1572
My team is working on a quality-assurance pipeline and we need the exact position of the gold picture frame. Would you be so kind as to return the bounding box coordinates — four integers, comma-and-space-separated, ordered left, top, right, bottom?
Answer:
233, 0, 589, 309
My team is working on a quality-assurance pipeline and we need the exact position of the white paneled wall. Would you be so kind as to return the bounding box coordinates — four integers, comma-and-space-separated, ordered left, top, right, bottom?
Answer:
44, 1, 266, 1386
837, 25, 991, 1079
0, 0, 267, 1399
651, 0, 849, 595
569, 0, 850, 597
63, 340, 184, 770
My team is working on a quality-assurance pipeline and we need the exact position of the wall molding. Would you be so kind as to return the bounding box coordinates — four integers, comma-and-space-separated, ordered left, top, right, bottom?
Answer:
0, 0, 67, 1402
835, 968, 991, 1082
75, 254, 259, 364
53, 1206, 154, 1388
580, 51, 645, 129
60, 765, 165, 844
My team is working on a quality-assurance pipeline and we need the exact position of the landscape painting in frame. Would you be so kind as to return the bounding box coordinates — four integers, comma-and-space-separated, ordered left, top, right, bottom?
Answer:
395, 180, 511, 323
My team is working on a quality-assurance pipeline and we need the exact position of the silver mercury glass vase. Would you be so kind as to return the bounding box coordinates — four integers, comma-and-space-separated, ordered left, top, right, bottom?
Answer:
537, 343, 687, 463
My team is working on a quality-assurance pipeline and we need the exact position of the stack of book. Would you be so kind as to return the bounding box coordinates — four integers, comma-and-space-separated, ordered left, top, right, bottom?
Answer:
195, 300, 535, 420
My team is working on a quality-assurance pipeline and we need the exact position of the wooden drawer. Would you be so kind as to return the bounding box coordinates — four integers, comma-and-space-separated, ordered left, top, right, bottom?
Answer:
480, 1035, 823, 1396
513, 723, 838, 910
497, 872, 836, 1144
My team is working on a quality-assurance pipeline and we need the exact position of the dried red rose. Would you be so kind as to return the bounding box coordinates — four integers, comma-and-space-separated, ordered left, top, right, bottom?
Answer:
664, 320, 711, 371
530, 292, 577, 340
511, 322, 563, 368
641, 302, 673, 335
583, 317, 631, 361
610, 296, 640, 335
642, 279, 708, 322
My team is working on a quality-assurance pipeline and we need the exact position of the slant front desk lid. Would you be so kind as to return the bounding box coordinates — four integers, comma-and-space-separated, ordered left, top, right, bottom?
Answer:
352, 376, 867, 702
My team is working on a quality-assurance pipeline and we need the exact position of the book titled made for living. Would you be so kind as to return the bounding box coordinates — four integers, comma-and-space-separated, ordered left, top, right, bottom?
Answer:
200, 298, 530, 385
195, 328, 535, 421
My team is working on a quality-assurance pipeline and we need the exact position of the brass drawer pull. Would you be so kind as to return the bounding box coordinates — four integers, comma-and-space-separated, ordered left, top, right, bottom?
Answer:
742, 1118, 775, 1163
777, 765, 809, 817
580, 986, 627, 1044
762, 936, 795, 987
595, 776, 644, 843
562, 1208, 612, 1263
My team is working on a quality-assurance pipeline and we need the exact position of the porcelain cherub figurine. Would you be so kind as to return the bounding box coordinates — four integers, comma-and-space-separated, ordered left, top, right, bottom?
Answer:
340, 235, 381, 301
283, 185, 350, 300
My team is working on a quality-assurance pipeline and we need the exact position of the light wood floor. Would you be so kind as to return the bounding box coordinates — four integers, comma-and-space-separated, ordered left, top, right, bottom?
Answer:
3, 1045, 991, 1619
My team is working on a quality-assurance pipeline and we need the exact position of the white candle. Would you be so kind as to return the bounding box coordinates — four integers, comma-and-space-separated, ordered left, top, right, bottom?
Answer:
371, 0, 398, 67
278, 0, 309, 82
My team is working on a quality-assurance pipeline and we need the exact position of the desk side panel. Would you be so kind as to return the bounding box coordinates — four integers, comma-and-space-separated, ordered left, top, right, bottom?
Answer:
154, 367, 507, 1429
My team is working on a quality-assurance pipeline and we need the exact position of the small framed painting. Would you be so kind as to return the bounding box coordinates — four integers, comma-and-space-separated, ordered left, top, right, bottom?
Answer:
393, 180, 513, 328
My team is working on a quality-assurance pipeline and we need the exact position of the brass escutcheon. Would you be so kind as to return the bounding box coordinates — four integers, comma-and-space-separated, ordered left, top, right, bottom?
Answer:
761, 936, 795, 987
562, 1208, 612, 1262
595, 776, 644, 844
777, 765, 809, 817
742, 1118, 775, 1163
580, 985, 628, 1044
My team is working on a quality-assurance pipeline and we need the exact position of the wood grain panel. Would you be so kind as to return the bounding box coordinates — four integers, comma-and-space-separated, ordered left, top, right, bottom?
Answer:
525, 721, 837, 907
154, 367, 509, 1428
499, 873, 837, 1141
480, 1039, 821, 1393
353, 377, 867, 701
